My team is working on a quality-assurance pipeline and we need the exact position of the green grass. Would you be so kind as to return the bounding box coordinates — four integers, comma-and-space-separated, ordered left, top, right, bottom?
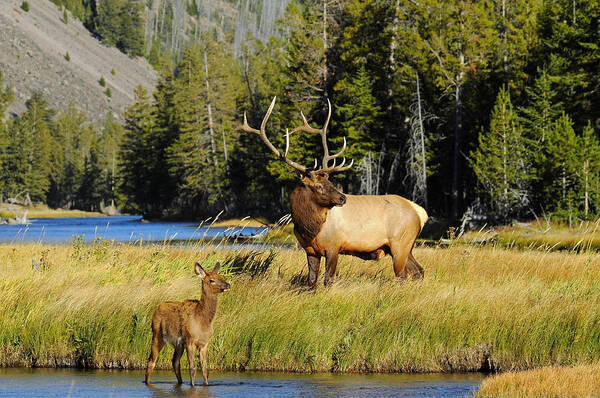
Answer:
1, 242, 600, 373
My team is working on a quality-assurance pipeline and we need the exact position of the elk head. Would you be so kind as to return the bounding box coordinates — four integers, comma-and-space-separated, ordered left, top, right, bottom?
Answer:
236, 97, 353, 208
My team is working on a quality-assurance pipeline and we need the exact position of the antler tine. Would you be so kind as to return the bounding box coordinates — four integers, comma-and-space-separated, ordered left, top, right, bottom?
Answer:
319, 158, 354, 174
236, 96, 308, 174
284, 128, 290, 158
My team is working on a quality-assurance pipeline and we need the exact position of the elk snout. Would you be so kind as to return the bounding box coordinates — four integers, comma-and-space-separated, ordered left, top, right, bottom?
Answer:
222, 283, 231, 292
336, 194, 347, 206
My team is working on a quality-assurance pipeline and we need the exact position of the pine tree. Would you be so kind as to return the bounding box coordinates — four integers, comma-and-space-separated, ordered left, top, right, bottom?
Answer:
77, 142, 103, 211
168, 41, 239, 215
533, 0, 600, 126
97, 113, 123, 208
521, 67, 563, 144
119, 86, 157, 216
2, 93, 54, 202
418, 0, 497, 218
545, 113, 580, 216
0, 71, 13, 118
577, 122, 600, 217
471, 88, 529, 220
520, 67, 564, 211
47, 104, 93, 208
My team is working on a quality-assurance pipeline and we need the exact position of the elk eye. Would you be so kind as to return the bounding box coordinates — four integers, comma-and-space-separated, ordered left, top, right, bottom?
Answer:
210, 279, 215, 284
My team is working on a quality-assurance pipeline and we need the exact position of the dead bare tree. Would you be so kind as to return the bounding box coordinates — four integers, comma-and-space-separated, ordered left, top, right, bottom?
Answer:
405, 74, 437, 208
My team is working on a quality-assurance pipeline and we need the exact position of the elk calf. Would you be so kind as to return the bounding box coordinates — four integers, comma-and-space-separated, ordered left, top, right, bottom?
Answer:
145, 262, 230, 386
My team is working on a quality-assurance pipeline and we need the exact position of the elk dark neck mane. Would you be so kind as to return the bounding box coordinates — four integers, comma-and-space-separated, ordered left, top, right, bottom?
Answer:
195, 288, 218, 324
290, 185, 328, 242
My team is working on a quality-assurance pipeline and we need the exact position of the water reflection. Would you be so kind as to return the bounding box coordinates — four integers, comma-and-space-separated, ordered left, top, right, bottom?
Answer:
0, 368, 484, 398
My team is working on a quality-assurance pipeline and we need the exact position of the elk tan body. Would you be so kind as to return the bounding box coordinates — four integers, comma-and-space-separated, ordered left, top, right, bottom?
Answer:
144, 263, 230, 386
291, 183, 427, 286
237, 97, 428, 287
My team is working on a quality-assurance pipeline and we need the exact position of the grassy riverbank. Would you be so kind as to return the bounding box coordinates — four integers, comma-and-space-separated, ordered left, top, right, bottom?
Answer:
474, 364, 600, 397
460, 219, 600, 252
0, 204, 105, 218
1, 243, 600, 373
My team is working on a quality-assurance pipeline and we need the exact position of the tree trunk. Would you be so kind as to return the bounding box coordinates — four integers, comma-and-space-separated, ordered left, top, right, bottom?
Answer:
452, 80, 462, 219
322, 0, 327, 88
416, 74, 428, 208
584, 160, 589, 215
203, 50, 218, 168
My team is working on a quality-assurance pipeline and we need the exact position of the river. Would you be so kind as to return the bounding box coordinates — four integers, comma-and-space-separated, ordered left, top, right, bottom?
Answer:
0, 216, 268, 244
0, 368, 484, 397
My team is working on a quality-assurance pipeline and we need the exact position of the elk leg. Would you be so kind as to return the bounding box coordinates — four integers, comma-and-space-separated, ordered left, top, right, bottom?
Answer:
186, 344, 196, 386
199, 344, 209, 386
390, 244, 411, 279
307, 253, 321, 288
407, 252, 425, 280
172, 344, 184, 384
324, 251, 339, 286
145, 332, 164, 384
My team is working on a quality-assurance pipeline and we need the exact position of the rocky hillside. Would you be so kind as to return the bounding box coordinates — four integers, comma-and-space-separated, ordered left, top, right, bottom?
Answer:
0, 0, 156, 125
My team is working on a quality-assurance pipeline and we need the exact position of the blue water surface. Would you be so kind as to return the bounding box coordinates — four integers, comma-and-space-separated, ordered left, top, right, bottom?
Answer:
0, 216, 267, 244
0, 368, 484, 398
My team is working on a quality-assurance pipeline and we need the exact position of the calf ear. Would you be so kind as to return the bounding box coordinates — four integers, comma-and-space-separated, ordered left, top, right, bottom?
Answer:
194, 262, 206, 278
213, 262, 221, 273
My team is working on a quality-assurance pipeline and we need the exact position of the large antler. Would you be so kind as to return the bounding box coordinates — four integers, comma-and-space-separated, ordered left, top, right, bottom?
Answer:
235, 97, 308, 174
290, 99, 354, 174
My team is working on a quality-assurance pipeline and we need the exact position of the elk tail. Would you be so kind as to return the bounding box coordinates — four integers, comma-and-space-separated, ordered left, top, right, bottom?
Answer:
410, 202, 428, 230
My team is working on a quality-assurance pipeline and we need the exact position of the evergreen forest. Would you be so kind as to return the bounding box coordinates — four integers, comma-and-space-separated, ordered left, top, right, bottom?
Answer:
1, 0, 599, 224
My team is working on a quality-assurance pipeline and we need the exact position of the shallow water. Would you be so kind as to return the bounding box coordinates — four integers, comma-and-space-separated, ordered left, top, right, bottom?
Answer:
0, 216, 268, 244
0, 368, 484, 397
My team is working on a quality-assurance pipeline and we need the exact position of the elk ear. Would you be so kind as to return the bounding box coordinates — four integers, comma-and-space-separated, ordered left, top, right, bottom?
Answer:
213, 262, 221, 273
300, 175, 313, 187
194, 262, 206, 278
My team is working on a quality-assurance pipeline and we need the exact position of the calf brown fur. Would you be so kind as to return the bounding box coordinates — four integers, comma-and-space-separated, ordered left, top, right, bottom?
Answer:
144, 262, 230, 386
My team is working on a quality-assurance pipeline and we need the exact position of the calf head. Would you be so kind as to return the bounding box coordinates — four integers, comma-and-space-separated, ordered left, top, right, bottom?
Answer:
195, 262, 231, 294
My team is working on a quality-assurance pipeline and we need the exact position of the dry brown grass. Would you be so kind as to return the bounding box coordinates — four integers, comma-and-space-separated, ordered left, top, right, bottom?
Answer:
475, 364, 600, 397
209, 217, 271, 227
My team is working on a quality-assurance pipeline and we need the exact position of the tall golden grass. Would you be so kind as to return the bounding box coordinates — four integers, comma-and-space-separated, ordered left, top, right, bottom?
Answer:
474, 364, 600, 397
0, 203, 104, 218
1, 241, 600, 373
460, 219, 600, 252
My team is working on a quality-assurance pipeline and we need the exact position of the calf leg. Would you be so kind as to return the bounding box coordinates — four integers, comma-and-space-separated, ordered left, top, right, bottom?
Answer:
172, 344, 184, 384
199, 344, 210, 386
186, 344, 197, 386
145, 333, 164, 384
307, 253, 321, 288
324, 251, 339, 286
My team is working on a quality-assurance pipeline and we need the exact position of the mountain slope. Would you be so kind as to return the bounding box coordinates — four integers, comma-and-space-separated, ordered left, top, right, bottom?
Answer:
0, 0, 156, 125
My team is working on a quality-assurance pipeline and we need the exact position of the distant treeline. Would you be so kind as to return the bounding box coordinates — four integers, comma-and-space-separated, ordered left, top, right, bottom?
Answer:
2, 0, 600, 223
0, 73, 121, 211
49, 0, 144, 56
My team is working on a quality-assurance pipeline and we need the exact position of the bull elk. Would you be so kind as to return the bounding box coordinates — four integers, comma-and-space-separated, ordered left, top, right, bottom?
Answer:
145, 262, 230, 386
237, 97, 428, 288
